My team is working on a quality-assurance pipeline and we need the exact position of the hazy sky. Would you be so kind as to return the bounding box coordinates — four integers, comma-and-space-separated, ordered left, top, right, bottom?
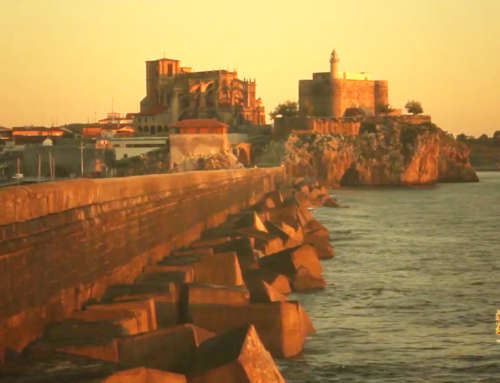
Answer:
0, 0, 498, 135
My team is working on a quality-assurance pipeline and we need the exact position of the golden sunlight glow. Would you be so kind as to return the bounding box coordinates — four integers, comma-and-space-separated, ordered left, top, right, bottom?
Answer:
0, 0, 498, 135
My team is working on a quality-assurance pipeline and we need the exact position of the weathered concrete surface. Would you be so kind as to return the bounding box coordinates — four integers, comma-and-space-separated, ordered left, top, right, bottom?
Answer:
187, 325, 285, 383
0, 168, 284, 361
187, 301, 314, 358
0, 348, 187, 382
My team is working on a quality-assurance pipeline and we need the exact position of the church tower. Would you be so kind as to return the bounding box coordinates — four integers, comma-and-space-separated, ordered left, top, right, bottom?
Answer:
330, 49, 343, 117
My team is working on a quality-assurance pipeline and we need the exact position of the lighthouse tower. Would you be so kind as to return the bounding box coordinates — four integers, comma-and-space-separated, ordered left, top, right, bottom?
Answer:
330, 49, 344, 117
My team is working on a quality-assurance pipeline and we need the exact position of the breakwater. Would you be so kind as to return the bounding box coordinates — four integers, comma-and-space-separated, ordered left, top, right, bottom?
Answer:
0, 169, 339, 382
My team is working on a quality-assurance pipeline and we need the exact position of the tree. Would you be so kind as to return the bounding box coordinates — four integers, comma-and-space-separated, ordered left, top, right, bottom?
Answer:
405, 100, 424, 115
479, 134, 489, 140
269, 101, 298, 120
376, 104, 395, 115
456, 133, 467, 141
494, 131, 500, 139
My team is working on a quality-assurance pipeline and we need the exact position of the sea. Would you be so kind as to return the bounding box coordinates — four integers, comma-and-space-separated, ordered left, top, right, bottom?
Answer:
279, 172, 500, 383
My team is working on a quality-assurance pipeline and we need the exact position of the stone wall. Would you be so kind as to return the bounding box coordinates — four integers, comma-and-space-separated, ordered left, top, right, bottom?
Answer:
0, 168, 285, 361
169, 134, 229, 168
274, 117, 361, 138
364, 114, 432, 125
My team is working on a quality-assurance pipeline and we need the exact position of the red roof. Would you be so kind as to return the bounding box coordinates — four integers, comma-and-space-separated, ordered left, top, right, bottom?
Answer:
169, 119, 229, 129
0, 126, 10, 131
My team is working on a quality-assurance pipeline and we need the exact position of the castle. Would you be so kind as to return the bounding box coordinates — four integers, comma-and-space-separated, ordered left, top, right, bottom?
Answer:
299, 49, 389, 117
133, 58, 266, 135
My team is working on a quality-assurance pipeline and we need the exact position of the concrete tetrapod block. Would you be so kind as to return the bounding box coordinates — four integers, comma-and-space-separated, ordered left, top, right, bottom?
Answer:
101, 367, 186, 383
135, 270, 189, 285
2, 348, 186, 383
178, 283, 250, 324
262, 190, 284, 208
44, 319, 137, 341
187, 301, 313, 358
253, 236, 284, 257
276, 219, 304, 243
305, 219, 328, 233
190, 237, 232, 249
144, 265, 195, 283
304, 228, 334, 259
116, 325, 215, 375
101, 283, 177, 303
193, 252, 244, 287
187, 325, 285, 383
29, 336, 120, 362
180, 283, 250, 306
233, 211, 274, 240
243, 269, 292, 295
170, 248, 213, 257
209, 237, 259, 274
86, 298, 157, 332
258, 244, 323, 279
244, 279, 288, 304
263, 221, 303, 250
258, 244, 325, 292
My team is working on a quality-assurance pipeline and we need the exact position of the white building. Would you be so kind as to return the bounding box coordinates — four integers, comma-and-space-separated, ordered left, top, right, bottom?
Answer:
104, 137, 168, 160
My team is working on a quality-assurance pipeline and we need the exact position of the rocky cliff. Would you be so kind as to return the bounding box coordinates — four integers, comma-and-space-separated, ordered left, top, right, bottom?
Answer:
264, 121, 478, 186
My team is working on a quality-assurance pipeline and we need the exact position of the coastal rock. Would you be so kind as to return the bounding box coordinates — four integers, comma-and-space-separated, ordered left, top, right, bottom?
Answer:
275, 121, 479, 186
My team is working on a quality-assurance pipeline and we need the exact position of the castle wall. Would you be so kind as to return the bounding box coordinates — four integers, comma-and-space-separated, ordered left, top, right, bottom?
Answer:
274, 117, 361, 138
299, 80, 331, 117
0, 168, 285, 361
341, 79, 376, 114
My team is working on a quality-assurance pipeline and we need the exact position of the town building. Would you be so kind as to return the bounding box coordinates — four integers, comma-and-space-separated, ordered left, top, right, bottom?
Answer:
82, 125, 134, 138
299, 49, 389, 117
0, 126, 12, 142
132, 57, 266, 135
104, 137, 168, 160
168, 119, 229, 169
11, 126, 64, 137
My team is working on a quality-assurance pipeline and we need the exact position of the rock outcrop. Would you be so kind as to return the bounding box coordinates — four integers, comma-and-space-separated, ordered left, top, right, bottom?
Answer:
270, 121, 479, 186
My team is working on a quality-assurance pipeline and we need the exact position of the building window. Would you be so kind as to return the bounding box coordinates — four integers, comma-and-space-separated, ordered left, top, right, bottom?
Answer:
124, 154, 128, 158
151, 126, 156, 135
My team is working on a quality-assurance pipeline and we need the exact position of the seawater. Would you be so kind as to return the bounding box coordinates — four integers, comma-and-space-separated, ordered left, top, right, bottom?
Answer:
279, 172, 500, 383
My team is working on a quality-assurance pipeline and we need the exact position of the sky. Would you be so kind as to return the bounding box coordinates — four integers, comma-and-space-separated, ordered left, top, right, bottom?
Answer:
0, 0, 498, 136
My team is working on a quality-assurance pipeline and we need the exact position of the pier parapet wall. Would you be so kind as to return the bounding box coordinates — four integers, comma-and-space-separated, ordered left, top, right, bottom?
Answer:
0, 168, 285, 359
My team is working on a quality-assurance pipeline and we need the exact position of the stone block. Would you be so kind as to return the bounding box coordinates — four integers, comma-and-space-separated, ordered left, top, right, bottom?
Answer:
144, 265, 195, 283
254, 236, 284, 256
291, 266, 327, 291
233, 212, 274, 240
101, 367, 186, 383
210, 237, 259, 274
304, 228, 331, 244
323, 197, 341, 207
245, 279, 288, 304
116, 325, 214, 374
263, 221, 302, 250
190, 237, 231, 249
258, 244, 323, 279
31, 337, 119, 362
194, 252, 244, 287
135, 271, 188, 285
44, 320, 135, 340
69, 309, 146, 333
158, 254, 202, 266
262, 190, 284, 208
171, 248, 213, 257
101, 283, 177, 303
86, 298, 157, 332
243, 269, 291, 295
305, 219, 328, 233
187, 325, 285, 383
180, 283, 250, 307
187, 301, 311, 358
2, 348, 186, 383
